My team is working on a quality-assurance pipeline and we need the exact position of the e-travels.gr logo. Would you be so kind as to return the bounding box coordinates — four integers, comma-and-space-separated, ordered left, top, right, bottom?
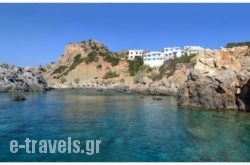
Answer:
10, 137, 101, 155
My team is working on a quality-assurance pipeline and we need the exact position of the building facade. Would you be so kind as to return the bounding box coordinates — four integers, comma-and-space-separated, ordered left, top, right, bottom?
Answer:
132, 46, 204, 67
184, 46, 203, 55
128, 50, 144, 60
163, 47, 184, 59
143, 51, 167, 67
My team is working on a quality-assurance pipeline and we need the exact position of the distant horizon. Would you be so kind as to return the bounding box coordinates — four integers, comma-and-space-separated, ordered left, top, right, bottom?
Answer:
0, 3, 250, 67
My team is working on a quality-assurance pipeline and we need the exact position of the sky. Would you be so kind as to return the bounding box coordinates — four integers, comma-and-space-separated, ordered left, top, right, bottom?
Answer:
0, 3, 250, 67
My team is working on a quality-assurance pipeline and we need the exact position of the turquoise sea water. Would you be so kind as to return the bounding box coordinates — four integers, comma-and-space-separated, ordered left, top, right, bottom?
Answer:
0, 89, 250, 162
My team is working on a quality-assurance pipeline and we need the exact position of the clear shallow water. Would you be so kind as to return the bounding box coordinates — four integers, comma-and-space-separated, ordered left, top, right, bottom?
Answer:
0, 89, 250, 162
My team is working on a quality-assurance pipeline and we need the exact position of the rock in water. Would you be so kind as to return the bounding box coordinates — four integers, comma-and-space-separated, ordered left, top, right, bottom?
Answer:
152, 97, 162, 101
0, 64, 48, 92
12, 95, 26, 101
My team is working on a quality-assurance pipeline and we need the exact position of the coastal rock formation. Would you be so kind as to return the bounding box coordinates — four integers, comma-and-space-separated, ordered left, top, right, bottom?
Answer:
113, 64, 190, 96
58, 39, 109, 67
178, 46, 250, 111
43, 39, 195, 97
238, 79, 250, 111
0, 64, 48, 92
178, 69, 237, 110
43, 39, 132, 86
42, 39, 250, 111
158, 64, 190, 95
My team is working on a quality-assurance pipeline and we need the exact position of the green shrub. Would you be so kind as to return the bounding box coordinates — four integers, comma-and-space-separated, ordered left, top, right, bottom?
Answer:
226, 41, 250, 48
176, 54, 196, 63
128, 59, 144, 76
61, 54, 84, 76
51, 65, 67, 75
102, 53, 120, 67
69, 54, 84, 70
103, 71, 119, 79
158, 54, 196, 79
84, 52, 99, 64
139, 65, 152, 73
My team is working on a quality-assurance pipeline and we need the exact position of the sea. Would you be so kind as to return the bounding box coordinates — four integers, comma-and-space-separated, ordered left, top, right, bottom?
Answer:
0, 89, 249, 162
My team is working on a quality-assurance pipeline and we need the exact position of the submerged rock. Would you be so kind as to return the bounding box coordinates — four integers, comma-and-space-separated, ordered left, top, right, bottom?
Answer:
97, 88, 104, 92
12, 95, 26, 101
152, 97, 162, 101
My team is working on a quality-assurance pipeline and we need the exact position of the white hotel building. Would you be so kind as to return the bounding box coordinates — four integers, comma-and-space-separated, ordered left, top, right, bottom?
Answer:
128, 50, 144, 60
129, 46, 203, 67
163, 47, 184, 59
143, 51, 166, 67
143, 47, 184, 67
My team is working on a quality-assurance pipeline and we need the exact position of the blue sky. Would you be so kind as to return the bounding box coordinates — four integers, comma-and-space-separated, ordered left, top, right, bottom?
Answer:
0, 3, 250, 67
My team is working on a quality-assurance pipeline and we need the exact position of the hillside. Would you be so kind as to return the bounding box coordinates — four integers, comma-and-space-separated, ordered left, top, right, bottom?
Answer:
42, 39, 250, 111
43, 39, 134, 87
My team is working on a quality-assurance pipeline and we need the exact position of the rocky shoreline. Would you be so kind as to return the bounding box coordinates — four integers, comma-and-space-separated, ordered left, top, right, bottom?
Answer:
1, 40, 249, 112
0, 64, 49, 92
49, 78, 250, 112
47, 45, 250, 112
49, 82, 178, 96
177, 47, 250, 112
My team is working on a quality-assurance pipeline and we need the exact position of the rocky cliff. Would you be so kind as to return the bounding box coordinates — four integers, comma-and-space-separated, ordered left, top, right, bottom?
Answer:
42, 39, 250, 111
0, 64, 48, 92
178, 46, 250, 111
43, 39, 133, 87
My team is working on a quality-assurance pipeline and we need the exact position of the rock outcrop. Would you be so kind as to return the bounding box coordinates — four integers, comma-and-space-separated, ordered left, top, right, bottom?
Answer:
42, 39, 250, 111
0, 64, 48, 92
238, 79, 250, 111
113, 63, 190, 96
178, 69, 237, 110
178, 46, 250, 111
43, 39, 132, 86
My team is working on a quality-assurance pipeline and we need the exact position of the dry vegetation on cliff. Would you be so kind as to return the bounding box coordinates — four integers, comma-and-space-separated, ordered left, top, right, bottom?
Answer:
41, 39, 250, 111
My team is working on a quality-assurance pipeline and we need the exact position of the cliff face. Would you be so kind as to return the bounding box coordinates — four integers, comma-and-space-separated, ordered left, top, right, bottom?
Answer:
43, 39, 132, 87
0, 64, 48, 92
59, 40, 109, 67
178, 46, 250, 111
43, 39, 250, 111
